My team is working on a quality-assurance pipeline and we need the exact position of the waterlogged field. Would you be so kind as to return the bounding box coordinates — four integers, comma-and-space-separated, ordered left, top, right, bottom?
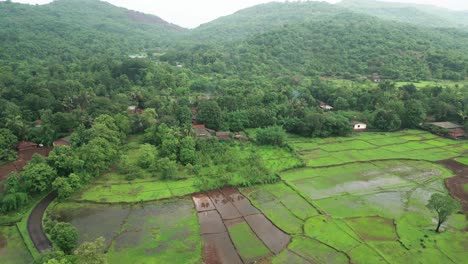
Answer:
48, 198, 202, 264
0, 226, 33, 264
287, 130, 467, 167
243, 159, 468, 263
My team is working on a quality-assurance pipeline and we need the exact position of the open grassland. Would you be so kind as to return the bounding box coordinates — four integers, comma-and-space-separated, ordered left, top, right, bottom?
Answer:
48, 198, 202, 264
287, 130, 467, 167
0, 226, 33, 264
243, 159, 468, 263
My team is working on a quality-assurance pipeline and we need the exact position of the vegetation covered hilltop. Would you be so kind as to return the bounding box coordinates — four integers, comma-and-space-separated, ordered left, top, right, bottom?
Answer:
0, 0, 467, 263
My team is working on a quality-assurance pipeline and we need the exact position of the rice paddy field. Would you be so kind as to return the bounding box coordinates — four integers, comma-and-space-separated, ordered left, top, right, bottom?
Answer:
48, 198, 202, 264
287, 130, 467, 167
45, 129, 467, 263
239, 130, 468, 263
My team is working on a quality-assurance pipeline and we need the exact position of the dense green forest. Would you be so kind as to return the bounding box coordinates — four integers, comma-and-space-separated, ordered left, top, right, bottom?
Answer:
0, 0, 467, 235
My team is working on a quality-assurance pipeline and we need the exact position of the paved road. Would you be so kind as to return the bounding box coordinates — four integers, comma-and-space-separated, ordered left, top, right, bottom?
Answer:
27, 192, 56, 252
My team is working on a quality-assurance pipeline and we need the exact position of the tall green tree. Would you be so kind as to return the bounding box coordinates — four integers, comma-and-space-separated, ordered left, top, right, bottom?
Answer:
426, 193, 460, 233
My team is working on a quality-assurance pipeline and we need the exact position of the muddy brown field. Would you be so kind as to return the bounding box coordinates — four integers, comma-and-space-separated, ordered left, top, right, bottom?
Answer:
0, 147, 52, 182
193, 188, 290, 264
439, 159, 468, 216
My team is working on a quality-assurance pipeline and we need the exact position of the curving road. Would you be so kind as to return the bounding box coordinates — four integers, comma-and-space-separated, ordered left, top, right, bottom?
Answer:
27, 192, 56, 252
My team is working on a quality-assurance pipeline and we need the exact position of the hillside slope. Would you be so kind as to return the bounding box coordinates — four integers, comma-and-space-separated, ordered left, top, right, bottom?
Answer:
164, 3, 468, 81
0, 0, 185, 61
338, 0, 468, 28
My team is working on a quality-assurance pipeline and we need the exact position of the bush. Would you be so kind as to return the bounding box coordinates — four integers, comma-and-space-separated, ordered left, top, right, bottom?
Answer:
50, 222, 79, 254
255, 126, 286, 146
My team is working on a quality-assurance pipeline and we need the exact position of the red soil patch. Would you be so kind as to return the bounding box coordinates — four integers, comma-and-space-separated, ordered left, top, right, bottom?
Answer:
220, 188, 260, 216
0, 147, 52, 182
439, 159, 468, 215
193, 188, 290, 264
193, 193, 216, 212
206, 190, 242, 220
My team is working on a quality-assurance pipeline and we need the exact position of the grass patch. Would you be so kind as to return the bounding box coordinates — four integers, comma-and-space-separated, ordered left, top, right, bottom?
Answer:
456, 157, 468, 166
227, 222, 270, 261
288, 236, 348, 263
304, 216, 361, 251
0, 226, 34, 264
346, 216, 398, 241
76, 178, 199, 203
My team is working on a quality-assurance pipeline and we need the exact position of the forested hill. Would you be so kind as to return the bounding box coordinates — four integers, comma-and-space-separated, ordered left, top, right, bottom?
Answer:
187, 2, 345, 43
164, 3, 468, 81
0, 0, 184, 61
339, 0, 468, 28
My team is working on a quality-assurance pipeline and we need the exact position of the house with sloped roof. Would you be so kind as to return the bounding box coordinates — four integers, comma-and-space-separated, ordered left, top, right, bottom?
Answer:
427, 122, 465, 139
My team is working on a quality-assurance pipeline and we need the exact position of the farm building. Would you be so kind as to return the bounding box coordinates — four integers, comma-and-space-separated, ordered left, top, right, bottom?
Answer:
351, 122, 367, 131
319, 102, 333, 110
53, 137, 71, 147
216, 132, 231, 141
427, 122, 465, 139
192, 124, 215, 138
371, 73, 381, 82
17, 141, 38, 150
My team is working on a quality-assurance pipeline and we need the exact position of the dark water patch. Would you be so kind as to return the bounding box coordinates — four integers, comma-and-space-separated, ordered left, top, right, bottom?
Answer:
198, 210, 226, 235
54, 204, 131, 244
202, 232, 242, 264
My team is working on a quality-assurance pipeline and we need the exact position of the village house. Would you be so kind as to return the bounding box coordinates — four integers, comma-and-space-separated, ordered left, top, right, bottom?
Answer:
192, 124, 215, 138
319, 102, 333, 111
371, 73, 381, 83
53, 137, 71, 147
216, 132, 231, 141
17, 141, 38, 150
351, 121, 367, 131
427, 122, 465, 139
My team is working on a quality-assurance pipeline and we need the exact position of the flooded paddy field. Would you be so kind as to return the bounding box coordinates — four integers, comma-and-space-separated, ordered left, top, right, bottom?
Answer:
48, 198, 202, 264
243, 159, 468, 263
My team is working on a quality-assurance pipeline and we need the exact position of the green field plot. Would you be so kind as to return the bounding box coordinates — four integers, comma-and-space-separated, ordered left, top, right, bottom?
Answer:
456, 156, 468, 166
227, 222, 270, 261
346, 216, 398, 241
50, 199, 202, 264
288, 236, 349, 264
242, 185, 305, 234
304, 216, 361, 251
287, 130, 467, 168
236, 144, 303, 172
272, 249, 310, 264
0, 226, 33, 264
76, 178, 198, 203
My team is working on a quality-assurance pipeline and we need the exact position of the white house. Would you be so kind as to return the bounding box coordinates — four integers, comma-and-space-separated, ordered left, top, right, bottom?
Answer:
352, 122, 367, 131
